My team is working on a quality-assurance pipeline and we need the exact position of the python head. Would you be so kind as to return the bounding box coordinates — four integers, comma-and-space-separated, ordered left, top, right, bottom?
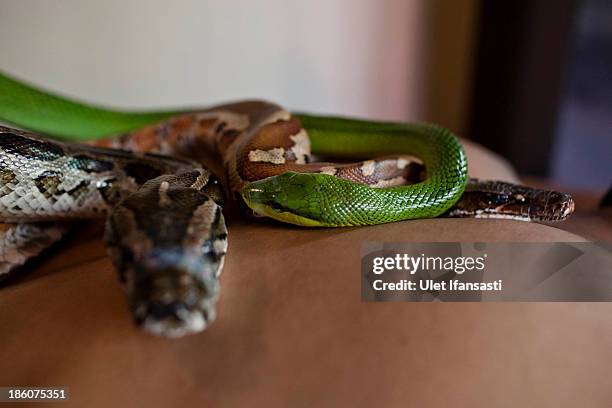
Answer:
446, 179, 575, 221
104, 171, 228, 337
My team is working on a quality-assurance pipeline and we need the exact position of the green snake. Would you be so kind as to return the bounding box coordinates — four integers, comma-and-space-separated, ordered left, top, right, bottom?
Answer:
0, 72, 471, 226
0, 72, 574, 337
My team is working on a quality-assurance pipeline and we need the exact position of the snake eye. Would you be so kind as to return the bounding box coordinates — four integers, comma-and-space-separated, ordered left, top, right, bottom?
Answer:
485, 193, 509, 205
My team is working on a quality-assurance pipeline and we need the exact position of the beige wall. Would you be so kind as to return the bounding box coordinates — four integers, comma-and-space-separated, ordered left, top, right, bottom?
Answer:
0, 0, 478, 133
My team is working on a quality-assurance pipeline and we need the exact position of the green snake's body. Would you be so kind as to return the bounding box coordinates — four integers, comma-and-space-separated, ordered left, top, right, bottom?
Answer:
241, 117, 466, 225
0, 72, 467, 226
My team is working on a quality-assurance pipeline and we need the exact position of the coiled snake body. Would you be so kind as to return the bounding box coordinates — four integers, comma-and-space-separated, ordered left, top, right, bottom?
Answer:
0, 126, 226, 337
0, 74, 574, 337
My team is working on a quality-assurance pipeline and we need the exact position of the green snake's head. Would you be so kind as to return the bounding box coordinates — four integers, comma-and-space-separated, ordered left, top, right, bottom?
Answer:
241, 172, 331, 227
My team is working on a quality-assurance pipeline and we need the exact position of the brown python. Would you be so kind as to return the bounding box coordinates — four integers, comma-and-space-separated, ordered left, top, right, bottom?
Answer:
96, 101, 574, 223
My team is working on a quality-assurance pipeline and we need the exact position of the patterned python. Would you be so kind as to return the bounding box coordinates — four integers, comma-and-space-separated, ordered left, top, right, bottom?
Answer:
0, 73, 574, 337
0, 126, 227, 337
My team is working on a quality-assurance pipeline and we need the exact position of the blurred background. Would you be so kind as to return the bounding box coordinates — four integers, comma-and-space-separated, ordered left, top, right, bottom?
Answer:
0, 0, 609, 191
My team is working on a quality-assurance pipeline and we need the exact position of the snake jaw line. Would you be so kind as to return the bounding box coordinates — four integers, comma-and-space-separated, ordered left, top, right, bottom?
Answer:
241, 179, 329, 227
245, 200, 329, 227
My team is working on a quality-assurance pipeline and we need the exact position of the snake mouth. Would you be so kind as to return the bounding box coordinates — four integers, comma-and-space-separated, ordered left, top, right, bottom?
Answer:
537, 194, 575, 221
511, 190, 575, 222
137, 302, 209, 338
129, 268, 217, 338
241, 184, 328, 227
